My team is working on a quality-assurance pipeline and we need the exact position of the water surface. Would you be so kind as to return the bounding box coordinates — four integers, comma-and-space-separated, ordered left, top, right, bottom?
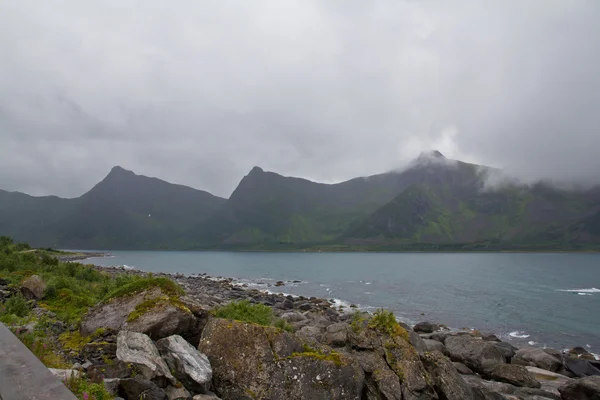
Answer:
82, 251, 600, 353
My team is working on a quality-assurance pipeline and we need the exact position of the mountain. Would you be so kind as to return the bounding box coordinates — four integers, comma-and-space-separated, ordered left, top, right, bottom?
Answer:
344, 162, 600, 249
0, 167, 226, 249
1, 154, 600, 250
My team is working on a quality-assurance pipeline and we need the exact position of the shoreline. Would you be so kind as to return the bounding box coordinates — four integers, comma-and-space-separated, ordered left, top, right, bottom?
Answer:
85, 258, 600, 362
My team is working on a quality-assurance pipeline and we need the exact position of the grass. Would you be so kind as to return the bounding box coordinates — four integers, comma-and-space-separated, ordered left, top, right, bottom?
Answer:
126, 295, 190, 322
213, 300, 274, 325
101, 276, 184, 302
13, 330, 70, 368
368, 309, 410, 341
289, 343, 345, 367
213, 300, 293, 332
63, 372, 114, 400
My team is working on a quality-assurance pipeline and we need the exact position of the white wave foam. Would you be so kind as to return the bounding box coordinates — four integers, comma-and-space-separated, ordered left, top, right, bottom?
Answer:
509, 331, 530, 339
557, 287, 600, 294
528, 341, 537, 346
578, 293, 593, 296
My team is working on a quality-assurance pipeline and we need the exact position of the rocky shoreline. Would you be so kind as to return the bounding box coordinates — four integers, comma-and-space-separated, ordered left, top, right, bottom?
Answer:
3, 259, 600, 399
83, 264, 600, 399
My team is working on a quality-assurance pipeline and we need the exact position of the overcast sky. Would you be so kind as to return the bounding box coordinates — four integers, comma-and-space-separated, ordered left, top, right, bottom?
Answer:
1, 1, 599, 198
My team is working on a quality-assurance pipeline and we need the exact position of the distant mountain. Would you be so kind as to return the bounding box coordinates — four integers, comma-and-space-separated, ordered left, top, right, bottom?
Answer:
0, 167, 226, 249
344, 160, 600, 249
1, 154, 600, 250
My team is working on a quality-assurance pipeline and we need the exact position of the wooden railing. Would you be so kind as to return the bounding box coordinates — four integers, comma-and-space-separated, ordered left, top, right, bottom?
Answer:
0, 322, 77, 400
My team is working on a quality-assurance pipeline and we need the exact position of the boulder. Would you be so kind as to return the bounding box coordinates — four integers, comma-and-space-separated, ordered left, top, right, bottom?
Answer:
81, 287, 163, 335
103, 378, 120, 396
565, 357, 600, 377
569, 346, 597, 360
490, 342, 517, 360
445, 336, 506, 374
124, 298, 197, 342
512, 348, 563, 372
462, 375, 515, 399
21, 275, 45, 300
156, 335, 212, 394
280, 311, 306, 323
413, 321, 439, 333
165, 385, 191, 400
488, 364, 541, 388
354, 350, 403, 400
526, 366, 572, 397
116, 331, 175, 387
193, 394, 221, 400
423, 338, 449, 356
296, 325, 322, 341
119, 377, 167, 400
513, 387, 561, 400
454, 362, 474, 375
421, 350, 475, 399
48, 368, 81, 381
481, 333, 501, 342
320, 322, 348, 347
558, 375, 600, 400
199, 318, 364, 399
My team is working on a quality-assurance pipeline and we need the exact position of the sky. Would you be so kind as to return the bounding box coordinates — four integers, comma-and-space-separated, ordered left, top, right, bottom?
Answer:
1, 1, 599, 199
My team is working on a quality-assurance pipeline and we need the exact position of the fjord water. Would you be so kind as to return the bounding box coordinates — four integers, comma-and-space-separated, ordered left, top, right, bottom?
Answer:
83, 251, 600, 352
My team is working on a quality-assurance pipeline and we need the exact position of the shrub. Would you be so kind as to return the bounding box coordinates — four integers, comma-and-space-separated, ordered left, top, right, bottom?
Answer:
368, 309, 409, 341
273, 318, 294, 332
2, 294, 29, 317
213, 300, 274, 326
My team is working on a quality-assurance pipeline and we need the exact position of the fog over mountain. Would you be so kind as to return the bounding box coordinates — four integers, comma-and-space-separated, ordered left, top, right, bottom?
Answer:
1, 1, 599, 198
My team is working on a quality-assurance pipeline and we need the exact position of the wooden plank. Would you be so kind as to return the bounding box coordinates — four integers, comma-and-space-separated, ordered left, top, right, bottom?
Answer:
0, 322, 77, 400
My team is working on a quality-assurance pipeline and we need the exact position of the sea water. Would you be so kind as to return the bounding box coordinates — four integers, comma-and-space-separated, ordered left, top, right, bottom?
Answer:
81, 251, 600, 353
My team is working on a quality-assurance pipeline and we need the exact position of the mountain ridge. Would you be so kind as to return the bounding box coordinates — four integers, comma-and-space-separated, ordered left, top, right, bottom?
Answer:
1, 156, 600, 250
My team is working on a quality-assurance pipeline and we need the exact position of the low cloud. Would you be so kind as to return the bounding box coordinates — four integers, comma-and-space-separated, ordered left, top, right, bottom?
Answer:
1, 1, 599, 198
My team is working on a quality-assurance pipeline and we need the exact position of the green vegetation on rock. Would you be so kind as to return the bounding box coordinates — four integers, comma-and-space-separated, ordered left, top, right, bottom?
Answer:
213, 299, 293, 332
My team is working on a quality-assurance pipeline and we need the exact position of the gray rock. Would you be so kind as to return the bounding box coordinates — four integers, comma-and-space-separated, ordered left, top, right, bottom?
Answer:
103, 378, 120, 396
280, 311, 306, 323
482, 333, 501, 342
462, 374, 517, 396
414, 321, 439, 333
119, 377, 167, 400
424, 338, 449, 356
558, 375, 600, 400
116, 330, 175, 387
126, 301, 197, 342
21, 275, 46, 300
525, 366, 572, 396
156, 335, 212, 394
488, 364, 541, 388
296, 325, 322, 341
354, 350, 403, 400
491, 342, 518, 360
454, 362, 474, 375
81, 287, 164, 335
565, 356, 600, 377
320, 322, 348, 347
192, 393, 221, 400
281, 299, 294, 310
421, 350, 474, 399
165, 384, 191, 400
48, 368, 81, 381
512, 348, 563, 372
199, 318, 364, 399
445, 336, 506, 374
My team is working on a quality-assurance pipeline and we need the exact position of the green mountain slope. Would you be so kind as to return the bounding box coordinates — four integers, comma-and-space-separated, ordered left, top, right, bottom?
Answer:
0, 167, 226, 249
1, 153, 599, 250
194, 156, 461, 246
344, 169, 600, 249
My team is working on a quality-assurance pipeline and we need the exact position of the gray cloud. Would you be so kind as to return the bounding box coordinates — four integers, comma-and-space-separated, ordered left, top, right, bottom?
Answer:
1, 0, 599, 198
